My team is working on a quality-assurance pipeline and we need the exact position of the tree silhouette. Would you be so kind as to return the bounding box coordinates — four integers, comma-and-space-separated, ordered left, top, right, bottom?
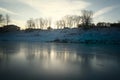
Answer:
56, 15, 81, 29
0, 14, 5, 26
5, 14, 10, 25
81, 10, 93, 27
26, 17, 52, 29
26, 18, 35, 29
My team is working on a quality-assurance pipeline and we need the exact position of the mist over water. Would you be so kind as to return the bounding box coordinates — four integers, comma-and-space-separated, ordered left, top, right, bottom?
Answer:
0, 42, 120, 80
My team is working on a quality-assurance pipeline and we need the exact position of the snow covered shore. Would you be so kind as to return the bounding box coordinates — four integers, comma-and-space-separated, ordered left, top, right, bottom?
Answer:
0, 27, 120, 44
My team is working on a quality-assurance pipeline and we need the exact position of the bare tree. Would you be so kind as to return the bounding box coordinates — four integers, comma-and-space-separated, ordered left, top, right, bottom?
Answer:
70, 15, 81, 27
44, 18, 49, 28
56, 15, 81, 29
5, 14, 10, 25
26, 17, 52, 29
74, 15, 81, 27
0, 14, 5, 26
56, 16, 70, 29
81, 10, 93, 27
39, 18, 45, 29
35, 19, 39, 29
38, 18, 51, 29
26, 18, 35, 29
56, 20, 60, 29
67, 16, 73, 28
48, 18, 52, 27
56, 19, 64, 29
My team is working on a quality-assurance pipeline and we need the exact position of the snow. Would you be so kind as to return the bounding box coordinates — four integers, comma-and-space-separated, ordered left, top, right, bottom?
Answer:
0, 27, 120, 44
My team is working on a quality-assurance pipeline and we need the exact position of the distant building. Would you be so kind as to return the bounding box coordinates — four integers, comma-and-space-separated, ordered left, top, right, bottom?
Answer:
97, 22, 110, 27
110, 23, 120, 27
0, 25, 20, 32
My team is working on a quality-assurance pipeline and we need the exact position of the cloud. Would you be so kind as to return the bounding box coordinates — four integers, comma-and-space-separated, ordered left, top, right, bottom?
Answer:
19, 0, 91, 20
93, 5, 119, 18
0, 7, 21, 16
0, 0, 91, 27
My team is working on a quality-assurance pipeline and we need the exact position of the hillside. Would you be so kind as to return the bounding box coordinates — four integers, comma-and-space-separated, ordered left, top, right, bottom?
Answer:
0, 27, 120, 44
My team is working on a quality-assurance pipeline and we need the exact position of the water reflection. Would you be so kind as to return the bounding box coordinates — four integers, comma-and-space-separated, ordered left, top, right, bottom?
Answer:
0, 42, 120, 80
0, 42, 20, 62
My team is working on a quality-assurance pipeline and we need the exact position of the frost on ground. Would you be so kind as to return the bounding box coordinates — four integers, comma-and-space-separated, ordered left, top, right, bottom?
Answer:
0, 27, 120, 44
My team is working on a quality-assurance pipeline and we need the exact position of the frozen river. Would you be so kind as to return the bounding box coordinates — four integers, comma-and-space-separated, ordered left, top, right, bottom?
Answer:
0, 42, 120, 80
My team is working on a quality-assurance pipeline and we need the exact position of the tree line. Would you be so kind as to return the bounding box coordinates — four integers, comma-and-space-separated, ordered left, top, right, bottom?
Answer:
0, 10, 119, 30
26, 18, 51, 29
0, 14, 10, 27
26, 10, 93, 29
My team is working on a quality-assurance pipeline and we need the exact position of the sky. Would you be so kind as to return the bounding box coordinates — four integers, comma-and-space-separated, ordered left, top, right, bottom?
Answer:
0, 0, 120, 29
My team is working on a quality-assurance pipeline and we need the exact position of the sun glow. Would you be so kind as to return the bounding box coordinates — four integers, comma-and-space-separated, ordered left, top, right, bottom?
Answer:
0, 0, 119, 29
18, 0, 90, 29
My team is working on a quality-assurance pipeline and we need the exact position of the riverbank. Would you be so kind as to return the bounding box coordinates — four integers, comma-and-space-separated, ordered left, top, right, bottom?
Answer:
0, 27, 120, 44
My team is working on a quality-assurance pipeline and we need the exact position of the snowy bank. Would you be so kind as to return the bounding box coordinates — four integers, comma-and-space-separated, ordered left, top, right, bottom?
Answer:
0, 27, 120, 44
